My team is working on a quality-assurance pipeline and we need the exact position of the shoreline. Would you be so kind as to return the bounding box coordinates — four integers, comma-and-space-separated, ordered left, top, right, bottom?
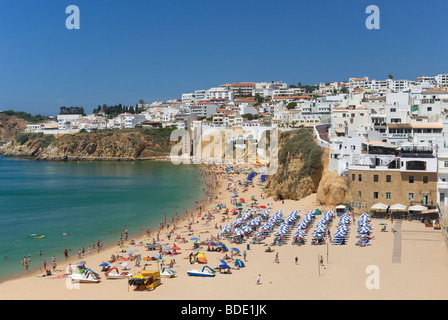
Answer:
0, 152, 173, 162
0, 159, 211, 285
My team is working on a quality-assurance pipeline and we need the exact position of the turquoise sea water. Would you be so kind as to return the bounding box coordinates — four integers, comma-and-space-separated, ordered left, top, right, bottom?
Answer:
0, 156, 205, 281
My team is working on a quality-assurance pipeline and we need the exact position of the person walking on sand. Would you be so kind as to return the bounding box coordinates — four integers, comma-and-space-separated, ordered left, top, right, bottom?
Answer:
273, 252, 279, 264
295, 256, 298, 265
320, 255, 326, 269
257, 274, 261, 285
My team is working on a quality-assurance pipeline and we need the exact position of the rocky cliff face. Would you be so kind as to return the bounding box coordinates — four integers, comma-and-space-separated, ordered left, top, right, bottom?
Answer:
315, 148, 349, 206
265, 129, 349, 206
0, 114, 29, 143
0, 129, 175, 161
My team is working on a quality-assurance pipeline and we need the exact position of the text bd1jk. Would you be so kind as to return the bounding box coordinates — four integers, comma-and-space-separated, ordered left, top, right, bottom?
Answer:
180, 303, 268, 317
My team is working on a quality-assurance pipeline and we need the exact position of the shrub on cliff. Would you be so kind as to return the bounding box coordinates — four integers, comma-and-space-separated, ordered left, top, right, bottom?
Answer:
278, 129, 323, 181
14, 132, 55, 148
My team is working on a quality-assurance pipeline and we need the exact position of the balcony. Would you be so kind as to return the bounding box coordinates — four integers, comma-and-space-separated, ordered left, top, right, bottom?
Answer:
438, 181, 448, 190
401, 147, 435, 158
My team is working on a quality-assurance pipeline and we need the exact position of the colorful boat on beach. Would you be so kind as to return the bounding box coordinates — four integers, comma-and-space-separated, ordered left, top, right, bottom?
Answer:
69, 268, 101, 283
104, 267, 132, 279
187, 265, 216, 277
160, 267, 176, 278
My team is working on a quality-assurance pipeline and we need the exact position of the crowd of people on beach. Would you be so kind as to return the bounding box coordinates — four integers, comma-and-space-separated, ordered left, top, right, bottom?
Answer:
15, 162, 382, 289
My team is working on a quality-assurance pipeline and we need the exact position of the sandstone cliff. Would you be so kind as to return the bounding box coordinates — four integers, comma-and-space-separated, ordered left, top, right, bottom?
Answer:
265, 129, 349, 207
0, 128, 175, 161
315, 148, 349, 206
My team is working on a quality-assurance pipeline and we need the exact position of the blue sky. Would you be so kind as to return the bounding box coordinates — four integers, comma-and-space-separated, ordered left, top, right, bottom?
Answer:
1, 0, 448, 115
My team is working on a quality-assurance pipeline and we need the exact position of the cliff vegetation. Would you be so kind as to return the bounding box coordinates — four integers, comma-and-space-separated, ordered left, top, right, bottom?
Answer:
0, 127, 175, 161
265, 129, 349, 207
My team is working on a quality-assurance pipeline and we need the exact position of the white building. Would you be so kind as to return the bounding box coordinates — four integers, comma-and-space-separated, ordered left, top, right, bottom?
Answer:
190, 104, 219, 118
57, 114, 83, 130
205, 87, 234, 101
114, 113, 146, 129
222, 82, 255, 96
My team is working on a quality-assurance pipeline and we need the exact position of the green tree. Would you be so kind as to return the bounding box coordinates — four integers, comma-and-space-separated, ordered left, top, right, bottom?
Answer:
286, 102, 297, 110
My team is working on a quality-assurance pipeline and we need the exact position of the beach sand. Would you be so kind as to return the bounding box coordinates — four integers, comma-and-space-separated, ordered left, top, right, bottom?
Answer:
1, 164, 448, 300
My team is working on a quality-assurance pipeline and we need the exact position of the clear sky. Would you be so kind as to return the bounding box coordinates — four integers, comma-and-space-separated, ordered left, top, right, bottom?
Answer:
1, 0, 448, 115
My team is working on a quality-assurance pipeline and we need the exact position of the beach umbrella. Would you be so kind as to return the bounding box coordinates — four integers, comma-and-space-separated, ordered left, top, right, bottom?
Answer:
119, 262, 129, 267
190, 237, 199, 241
76, 261, 86, 265
197, 253, 207, 263
233, 229, 244, 236
231, 247, 240, 253
358, 227, 370, 234
99, 262, 110, 267
242, 226, 252, 233
236, 203, 242, 207
360, 213, 369, 218
248, 220, 258, 226
219, 264, 230, 269
242, 213, 251, 219
221, 226, 232, 232
260, 206, 266, 209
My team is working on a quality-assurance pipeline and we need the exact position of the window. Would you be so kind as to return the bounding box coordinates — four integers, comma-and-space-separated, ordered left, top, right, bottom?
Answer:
386, 192, 391, 200
409, 176, 414, 183
358, 191, 362, 198
373, 175, 379, 182
352, 174, 355, 181
444, 161, 448, 168
373, 192, 379, 199
423, 176, 428, 184
359, 174, 362, 182
386, 175, 391, 183
409, 193, 414, 201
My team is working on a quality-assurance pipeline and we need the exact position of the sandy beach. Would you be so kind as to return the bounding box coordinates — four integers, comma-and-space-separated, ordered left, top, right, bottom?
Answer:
1, 163, 448, 300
